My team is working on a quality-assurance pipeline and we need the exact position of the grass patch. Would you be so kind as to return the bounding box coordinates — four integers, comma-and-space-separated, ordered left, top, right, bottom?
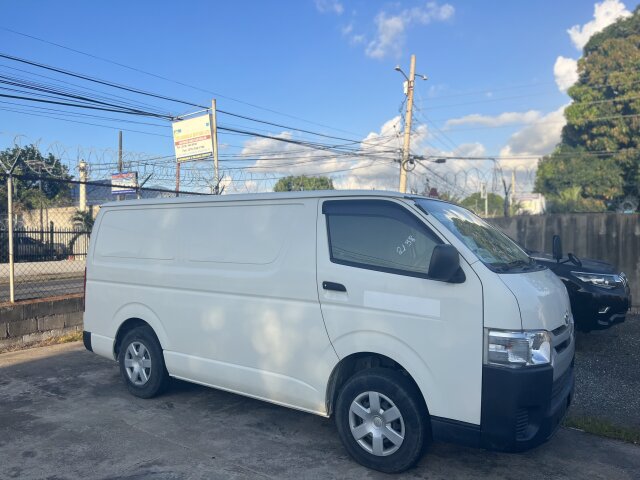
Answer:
564, 415, 640, 445
1, 330, 83, 353
45, 330, 83, 345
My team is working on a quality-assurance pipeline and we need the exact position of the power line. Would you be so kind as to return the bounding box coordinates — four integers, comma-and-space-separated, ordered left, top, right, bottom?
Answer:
0, 106, 173, 137
0, 27, 366, 137
0, 53, 395, 150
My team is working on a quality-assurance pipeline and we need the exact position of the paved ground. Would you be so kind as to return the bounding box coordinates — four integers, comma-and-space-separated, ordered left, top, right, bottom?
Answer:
0, 259, 85, 280
571, 315, 640, 430
0, 276, 83, 302
1, 343, 639, 479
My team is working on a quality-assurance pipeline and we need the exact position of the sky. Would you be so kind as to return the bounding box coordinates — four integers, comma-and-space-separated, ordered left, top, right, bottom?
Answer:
0, 0, 637, 195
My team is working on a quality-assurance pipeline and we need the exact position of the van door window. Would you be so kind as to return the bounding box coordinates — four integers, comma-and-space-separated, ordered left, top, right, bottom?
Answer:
323, 200, 441, 278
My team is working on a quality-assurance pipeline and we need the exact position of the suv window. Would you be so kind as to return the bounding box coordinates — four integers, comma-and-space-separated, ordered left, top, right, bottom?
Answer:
323, 200, 441, 278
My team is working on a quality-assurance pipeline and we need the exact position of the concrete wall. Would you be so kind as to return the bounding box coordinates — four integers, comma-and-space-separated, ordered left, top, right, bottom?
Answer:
0, 296, 83, 352
489, 213, 639, 307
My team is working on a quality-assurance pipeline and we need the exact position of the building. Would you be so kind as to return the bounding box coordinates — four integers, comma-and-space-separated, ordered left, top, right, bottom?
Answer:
512, 193, 546, 215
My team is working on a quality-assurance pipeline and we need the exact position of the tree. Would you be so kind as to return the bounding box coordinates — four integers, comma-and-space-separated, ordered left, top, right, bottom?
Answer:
461, 192, 504, 217
0, 145, 73, 214
535, 7, 640, 210
544, 186, 606, 213
273, 175, 334, 192
68, 209, 95, 253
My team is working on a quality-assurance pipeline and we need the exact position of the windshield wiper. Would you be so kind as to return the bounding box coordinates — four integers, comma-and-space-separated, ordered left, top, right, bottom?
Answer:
506, 259, 529, 267
491, 259, 534, 272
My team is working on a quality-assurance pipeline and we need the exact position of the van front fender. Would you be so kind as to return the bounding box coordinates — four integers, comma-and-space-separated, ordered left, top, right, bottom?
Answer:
330, 330, 436, 415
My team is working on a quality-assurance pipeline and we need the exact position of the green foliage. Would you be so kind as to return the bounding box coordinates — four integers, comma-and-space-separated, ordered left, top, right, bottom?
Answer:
273, 175, 334, 192
545, 186, 607, 213
536, 8, 640, 210
461, 192, 504, 217
434, 191, 462, 204
72, 210, 95, 231
68, 209, 94, 252
0, 145, 73, 213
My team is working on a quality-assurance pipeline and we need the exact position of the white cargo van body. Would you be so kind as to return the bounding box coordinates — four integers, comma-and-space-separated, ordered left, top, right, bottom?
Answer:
84, 191, 575, 473
87, 198, 337, 413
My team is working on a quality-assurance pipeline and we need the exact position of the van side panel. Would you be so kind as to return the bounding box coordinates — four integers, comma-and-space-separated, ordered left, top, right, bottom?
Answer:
85, 200, 338, 415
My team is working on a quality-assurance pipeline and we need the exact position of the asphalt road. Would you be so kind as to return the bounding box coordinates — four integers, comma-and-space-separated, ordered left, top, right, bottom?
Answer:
0, 277, 83, 302
1, 343, 639, 479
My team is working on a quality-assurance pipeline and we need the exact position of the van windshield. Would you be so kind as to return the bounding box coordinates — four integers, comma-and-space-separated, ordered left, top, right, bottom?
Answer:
415, 199, 538, 272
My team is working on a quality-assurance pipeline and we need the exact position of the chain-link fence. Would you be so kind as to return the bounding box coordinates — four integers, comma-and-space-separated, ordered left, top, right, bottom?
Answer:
0, 174, 207, 304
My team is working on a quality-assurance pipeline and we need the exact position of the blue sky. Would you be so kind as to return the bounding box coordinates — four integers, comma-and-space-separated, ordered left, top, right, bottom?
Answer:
0, 0, 637, 194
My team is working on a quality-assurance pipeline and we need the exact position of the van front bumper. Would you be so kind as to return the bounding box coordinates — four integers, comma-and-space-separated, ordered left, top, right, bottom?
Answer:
479, 361, 574, 451
431, 361, 574, 452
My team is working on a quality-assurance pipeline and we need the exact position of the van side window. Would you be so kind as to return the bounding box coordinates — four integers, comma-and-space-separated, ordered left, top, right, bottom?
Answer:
323, 200, 441, 278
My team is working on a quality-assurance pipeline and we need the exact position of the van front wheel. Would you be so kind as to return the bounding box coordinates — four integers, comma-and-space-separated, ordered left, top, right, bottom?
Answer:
335, 368, 429, 473
117, 327, 169, 399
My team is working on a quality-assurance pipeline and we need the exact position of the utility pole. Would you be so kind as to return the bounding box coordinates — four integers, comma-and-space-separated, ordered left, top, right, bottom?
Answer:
511, 170, 516, 209
211, 99, 220, 194
117, 131, 123, 201
175, 163, 180, 196
7, 173, 14, 303
481, 182, 488, 217
399, 54, 416, 193
5, 154, 21, 303
79, 160, 87, 212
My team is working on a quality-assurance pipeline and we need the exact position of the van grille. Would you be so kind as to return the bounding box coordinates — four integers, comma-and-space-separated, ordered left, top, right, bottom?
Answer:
552, 324, 567, 336
554, 338, 570, 355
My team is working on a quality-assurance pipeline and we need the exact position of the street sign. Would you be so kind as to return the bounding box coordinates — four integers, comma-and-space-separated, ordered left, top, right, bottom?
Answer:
111, 172, 138, 195
172, 115, 214, 163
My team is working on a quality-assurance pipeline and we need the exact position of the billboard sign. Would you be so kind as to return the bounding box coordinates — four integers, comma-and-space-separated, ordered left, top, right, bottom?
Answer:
111, 172, 138, 195
172, 115, 214, 162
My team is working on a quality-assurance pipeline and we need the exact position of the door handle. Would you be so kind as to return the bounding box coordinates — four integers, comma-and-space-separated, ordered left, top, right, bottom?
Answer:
322, 281, 347, 292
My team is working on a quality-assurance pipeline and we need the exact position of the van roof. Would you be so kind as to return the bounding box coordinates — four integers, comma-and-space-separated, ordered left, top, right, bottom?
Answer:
102, 190, 450, 208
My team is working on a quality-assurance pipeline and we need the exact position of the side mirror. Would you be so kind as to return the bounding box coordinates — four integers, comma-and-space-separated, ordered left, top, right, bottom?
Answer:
428, 245, 465, 283
552, 235, 563, 262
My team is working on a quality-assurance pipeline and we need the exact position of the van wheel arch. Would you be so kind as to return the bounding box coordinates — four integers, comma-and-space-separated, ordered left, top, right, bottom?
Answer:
326, 353, 428, 418
114, 318, 162, 360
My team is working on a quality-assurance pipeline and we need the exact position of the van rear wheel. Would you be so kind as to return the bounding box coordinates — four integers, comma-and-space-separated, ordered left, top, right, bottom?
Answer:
335, 368, 429, 473
117, 326, 169, 399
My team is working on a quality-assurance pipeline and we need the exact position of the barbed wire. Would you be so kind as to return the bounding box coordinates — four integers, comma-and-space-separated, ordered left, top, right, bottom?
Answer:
1, 133, 539, 196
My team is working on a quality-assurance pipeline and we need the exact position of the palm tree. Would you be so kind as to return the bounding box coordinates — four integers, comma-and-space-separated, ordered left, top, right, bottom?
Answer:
68, 209, 94, 256
72, 210, 94, 231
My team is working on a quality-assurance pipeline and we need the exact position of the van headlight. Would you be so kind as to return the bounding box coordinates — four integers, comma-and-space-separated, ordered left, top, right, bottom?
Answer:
571, 271, 623, 289
485, 330, 552, 367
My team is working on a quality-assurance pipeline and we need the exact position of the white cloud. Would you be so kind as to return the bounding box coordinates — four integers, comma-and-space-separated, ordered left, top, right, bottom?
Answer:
568, 0, 631, 50
351, 34, 366, 45
499, 106, 568, 163
552, 1, 631, 94
365, 2, 454, 59
445, 110, 542, 129
229, 117, 414, 192
315, 0, 343, 15
553, 56, 579, 92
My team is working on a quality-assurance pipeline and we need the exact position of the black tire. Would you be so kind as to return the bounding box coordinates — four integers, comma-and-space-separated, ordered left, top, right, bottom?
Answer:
117, 326, 169, 399
335, 368, 429, 473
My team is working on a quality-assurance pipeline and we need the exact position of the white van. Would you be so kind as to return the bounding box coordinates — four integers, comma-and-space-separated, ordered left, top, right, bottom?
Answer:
83, 191, 575, 473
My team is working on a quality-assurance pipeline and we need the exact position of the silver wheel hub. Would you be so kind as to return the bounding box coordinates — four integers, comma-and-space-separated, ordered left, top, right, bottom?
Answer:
124, 341, 152, 386
349, 391, 405, 456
